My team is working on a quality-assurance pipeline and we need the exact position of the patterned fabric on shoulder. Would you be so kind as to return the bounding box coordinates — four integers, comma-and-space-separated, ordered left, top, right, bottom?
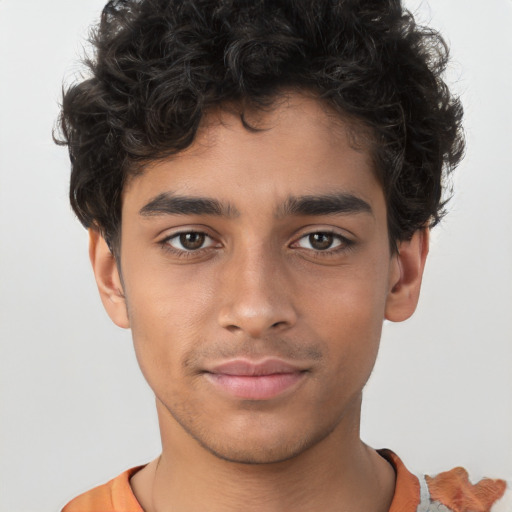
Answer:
416, 466, 511, 512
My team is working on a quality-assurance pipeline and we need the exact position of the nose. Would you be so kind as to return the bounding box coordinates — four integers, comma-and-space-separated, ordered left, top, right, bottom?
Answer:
217, 246, 298, 338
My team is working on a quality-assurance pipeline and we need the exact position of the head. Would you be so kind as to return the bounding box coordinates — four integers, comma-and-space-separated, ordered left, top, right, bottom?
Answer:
57, 0, 464, 464
58, 0, 464, 256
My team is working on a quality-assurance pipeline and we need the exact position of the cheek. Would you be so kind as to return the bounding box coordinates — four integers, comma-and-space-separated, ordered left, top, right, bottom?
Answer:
125, 249, 217, 323
304, 256, 390, 325
302, 259, 390, 371
122, 261, 218, 387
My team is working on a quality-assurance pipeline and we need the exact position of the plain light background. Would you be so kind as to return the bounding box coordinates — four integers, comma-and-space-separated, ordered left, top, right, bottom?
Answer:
0, 0, 511, 510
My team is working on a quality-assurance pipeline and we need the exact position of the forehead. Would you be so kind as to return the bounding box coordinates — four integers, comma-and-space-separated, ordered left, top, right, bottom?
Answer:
122, 93, 381, 213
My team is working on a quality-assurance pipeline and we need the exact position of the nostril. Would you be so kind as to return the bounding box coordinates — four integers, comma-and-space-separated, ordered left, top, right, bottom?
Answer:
217, 294, 297, 337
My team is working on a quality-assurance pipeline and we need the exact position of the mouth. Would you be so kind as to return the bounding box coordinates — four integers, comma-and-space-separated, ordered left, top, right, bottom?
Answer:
203, 358, 308, 400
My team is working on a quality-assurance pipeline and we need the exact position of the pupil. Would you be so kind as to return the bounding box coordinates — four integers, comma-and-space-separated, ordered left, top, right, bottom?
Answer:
310, 233, 333, 250
180, 233, 205, 250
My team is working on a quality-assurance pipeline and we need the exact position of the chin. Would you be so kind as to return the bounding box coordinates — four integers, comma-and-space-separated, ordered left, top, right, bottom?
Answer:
200, 441, 311, 465
191, 422, 336, 465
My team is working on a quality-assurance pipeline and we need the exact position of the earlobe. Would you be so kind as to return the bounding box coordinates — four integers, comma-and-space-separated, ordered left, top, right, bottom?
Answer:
89, 228, 130, 329
385, 228, 429, 322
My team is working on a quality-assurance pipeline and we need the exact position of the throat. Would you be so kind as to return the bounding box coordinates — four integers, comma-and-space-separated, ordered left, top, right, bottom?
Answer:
130, 444, 396, 512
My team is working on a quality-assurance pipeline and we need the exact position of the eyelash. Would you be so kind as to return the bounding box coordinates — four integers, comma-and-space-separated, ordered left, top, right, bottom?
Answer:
292, 230, 355, 257
159, 231, 218, 259
158, 229, 355, 258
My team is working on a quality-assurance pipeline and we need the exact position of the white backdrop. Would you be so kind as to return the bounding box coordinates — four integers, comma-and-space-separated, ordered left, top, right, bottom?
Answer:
0, 1, 511, 510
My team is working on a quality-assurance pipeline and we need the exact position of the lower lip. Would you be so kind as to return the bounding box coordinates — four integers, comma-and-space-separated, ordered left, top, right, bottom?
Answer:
205, 372, 305, 400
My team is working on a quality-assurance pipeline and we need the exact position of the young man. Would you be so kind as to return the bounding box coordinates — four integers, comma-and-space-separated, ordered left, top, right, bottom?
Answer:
57, 0, 510, 511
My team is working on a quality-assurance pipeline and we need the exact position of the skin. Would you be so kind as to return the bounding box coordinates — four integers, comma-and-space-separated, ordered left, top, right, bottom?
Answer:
91, 93, 428, 512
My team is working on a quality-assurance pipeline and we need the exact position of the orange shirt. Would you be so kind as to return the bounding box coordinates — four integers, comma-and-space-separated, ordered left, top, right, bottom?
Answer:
62, 450, 510, 512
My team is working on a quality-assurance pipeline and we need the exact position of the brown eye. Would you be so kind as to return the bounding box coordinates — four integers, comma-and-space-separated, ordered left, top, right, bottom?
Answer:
308, 233, 334, 250
166, 232, 214, 252
296, 232, 345, 251
179, 232, 206, 250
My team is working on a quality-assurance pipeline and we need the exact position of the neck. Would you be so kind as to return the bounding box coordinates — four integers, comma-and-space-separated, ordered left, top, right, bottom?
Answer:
131, 398, 395, 512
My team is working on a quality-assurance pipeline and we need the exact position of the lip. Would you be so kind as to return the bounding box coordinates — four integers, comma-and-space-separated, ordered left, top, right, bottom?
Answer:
204, 358, 307, 400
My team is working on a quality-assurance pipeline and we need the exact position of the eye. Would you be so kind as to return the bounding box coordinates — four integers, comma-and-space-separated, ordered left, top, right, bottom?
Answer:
165, 232, 215, 252
296, 232, 346, 251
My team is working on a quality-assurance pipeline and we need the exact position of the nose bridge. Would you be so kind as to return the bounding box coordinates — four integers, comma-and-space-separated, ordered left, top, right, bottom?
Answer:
217, 239, 297, 337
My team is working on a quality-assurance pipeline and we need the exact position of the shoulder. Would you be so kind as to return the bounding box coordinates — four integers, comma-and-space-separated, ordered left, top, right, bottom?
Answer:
61, 466, 145, 512
380, 449, 511, 512
420, 466, 511, 512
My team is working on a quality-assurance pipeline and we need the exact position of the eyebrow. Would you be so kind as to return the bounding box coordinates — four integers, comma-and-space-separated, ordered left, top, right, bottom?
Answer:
139, 191, 372, 219
139, 192, 240, 218
278, 193, 373, 218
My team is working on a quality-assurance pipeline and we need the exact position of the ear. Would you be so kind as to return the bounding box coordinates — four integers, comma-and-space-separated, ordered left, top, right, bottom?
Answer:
89, 228, 130, 329
385, 228, 429, 322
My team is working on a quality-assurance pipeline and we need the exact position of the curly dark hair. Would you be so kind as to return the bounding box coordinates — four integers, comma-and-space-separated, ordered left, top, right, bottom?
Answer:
56, 0, 464, 253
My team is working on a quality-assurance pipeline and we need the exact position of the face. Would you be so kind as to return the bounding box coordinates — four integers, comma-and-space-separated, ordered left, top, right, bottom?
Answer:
96, 94, 421, 464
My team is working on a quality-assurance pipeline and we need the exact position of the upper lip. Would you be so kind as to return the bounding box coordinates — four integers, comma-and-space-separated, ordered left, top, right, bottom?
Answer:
206, 358, 305, 376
